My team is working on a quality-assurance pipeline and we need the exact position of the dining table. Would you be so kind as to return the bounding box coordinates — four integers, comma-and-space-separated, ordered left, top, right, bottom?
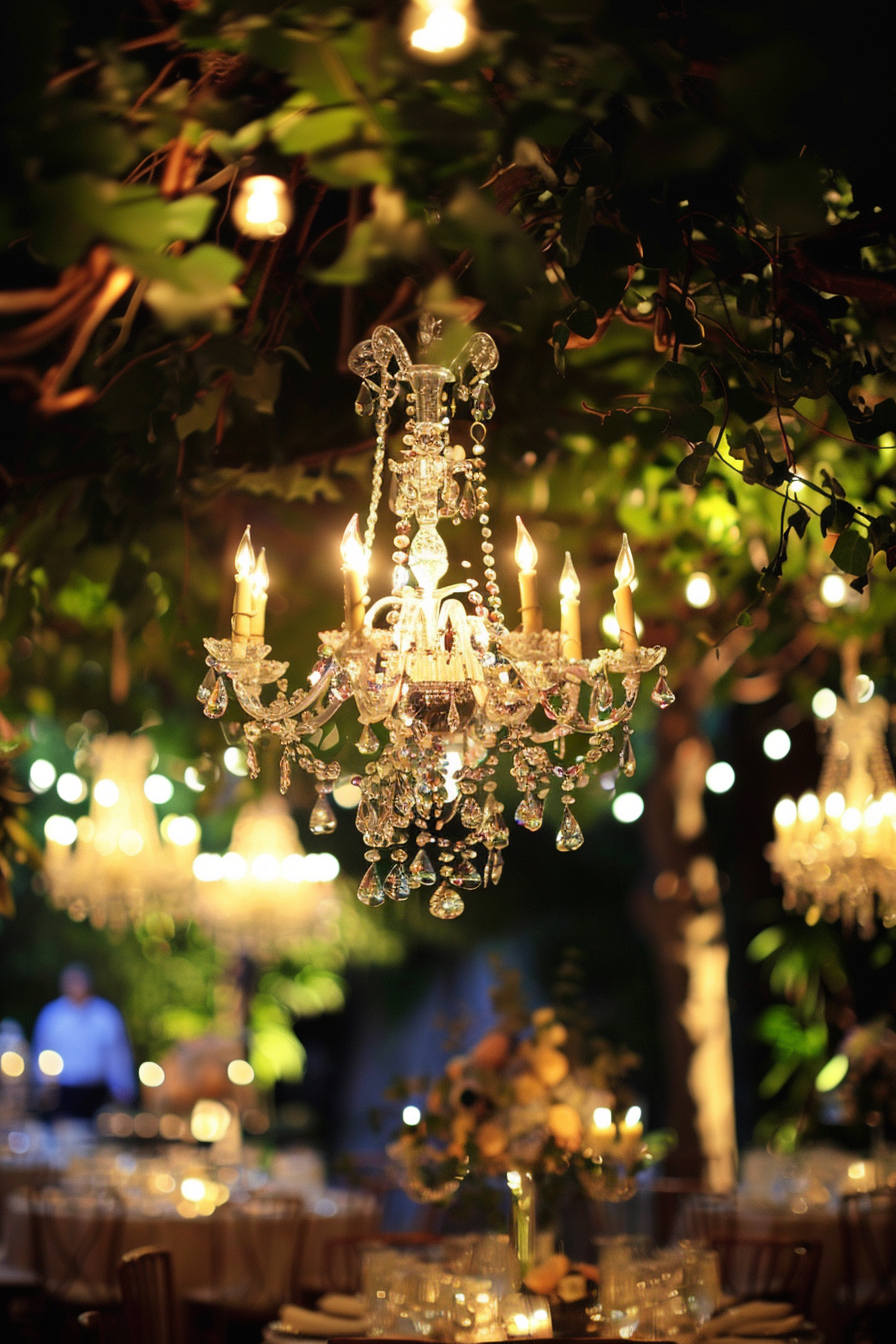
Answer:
3, 1181, 379, 1307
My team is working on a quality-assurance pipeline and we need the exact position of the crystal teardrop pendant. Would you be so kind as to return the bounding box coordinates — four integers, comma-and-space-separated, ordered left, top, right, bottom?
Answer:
357, 723, 379, 754
460, 797, 482, 829
354, 382, 374, 416
651, 670, 675, 708
515, 792, 544, 832
429, 881, 465, 919
384, 863, 410, 901
409, 847, 436, 886
620, 732, 636, 777
459, 479, 477, 520
447, 691, 461, 732
358, 864, 385, 906
474, 382, 495, 418
439, 477, 460, 516
309, 792, 337, 835
452, 859, 482, 890
203, 676, 228, 719
280, 753, 292, 793
246, 742, 259, 778
484, 850, 504, 886
556, 802, 584, 852
196, 668, 216, 703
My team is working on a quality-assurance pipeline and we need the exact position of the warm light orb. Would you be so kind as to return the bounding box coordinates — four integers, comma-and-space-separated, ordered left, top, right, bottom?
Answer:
514, 517, 538, 573
763, 728, 791, 761
57, 773, 87, 804
405, 0, 476, 60
624, 1106, 642, 1126
144, 773, 174, 804
38, 1050, 64, 1077
856, 674, 875, 703
29, 760, 57, 794
138, 1061, 165, 1087
705, 762, 735, 794
227, 1060, 255, 1086
94, 778, 119, 808
812, 688, 837, 720
684, 572, 715, 609
190, 1099, 232, 1144
593, 1107, 612, 1128
559, 552, 580, 601
797, 792, 820, 824
820, 573, 848, 608
612, 792, 644, 823
815, 1054, 849, 1092
235, 526, 255, 580
232, 175, 293, 240
340, 514, 368, 576
45, 815, 78, 846
164, 815, 199, 847
1, 1051, 24, 1078
402, 1104, 422, 1126
774, 797, 797, 828
223, 748, 248, 777
825, 791, 845, 820
601, 612, 644, 643
614, 535, 636, 587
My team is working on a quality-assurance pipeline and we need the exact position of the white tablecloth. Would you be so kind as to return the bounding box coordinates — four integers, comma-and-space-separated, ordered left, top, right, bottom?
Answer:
5, 1187, 378, 1304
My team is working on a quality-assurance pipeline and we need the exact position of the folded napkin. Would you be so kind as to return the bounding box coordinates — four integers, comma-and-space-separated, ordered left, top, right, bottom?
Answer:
696, 1301, 806, 1342
278, 1304, 368, 1336
317, 1294, 366, 1319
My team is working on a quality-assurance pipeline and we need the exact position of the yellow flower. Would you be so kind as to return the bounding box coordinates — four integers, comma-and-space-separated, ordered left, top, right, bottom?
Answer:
547, 1103, 583, 1151
476, 1120, 509, 1158
512, 1071, 547, 1104
532, 1007, 555, 1028
531, 1044, 569, 1087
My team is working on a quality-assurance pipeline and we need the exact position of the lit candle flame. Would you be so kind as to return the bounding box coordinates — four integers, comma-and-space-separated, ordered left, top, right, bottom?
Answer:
624, 1105, 641, 1127
593, 1106, 612, 1128
250, 547, 269, 598
233, 175, 292, 239
341, 514, 368, 576
614, 534, 636, 587
235, 526, 255, 580
514, 517, 538, 572
559, 552, 580, 600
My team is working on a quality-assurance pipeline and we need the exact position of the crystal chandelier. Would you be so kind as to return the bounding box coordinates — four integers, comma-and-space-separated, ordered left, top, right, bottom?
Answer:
191, 794, 342, 958
768, 689, 896, 936
199, 318, 671, 919
44, 734, 197, 929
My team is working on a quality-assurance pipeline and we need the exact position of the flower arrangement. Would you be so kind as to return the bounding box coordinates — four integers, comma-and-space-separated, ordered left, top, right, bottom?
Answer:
388, 970, 673, 1205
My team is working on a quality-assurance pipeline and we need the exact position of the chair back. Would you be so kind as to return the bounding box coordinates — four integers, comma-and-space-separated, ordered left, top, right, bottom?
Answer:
77, 1308, 120, 1344
118, 1246, 177, 1344
30, 1186, 125, 1305
708, 1234, 822, 1316
839, 1189, 896, 1316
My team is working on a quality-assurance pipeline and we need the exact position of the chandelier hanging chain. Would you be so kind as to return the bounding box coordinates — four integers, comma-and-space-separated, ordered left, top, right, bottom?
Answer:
200, 317, 672, 919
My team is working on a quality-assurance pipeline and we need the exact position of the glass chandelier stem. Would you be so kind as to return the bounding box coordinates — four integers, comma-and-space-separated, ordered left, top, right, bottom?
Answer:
362, 376, 391, 581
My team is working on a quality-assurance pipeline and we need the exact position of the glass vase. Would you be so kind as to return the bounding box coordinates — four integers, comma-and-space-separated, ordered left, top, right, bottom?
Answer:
507, 1170, 536, 1281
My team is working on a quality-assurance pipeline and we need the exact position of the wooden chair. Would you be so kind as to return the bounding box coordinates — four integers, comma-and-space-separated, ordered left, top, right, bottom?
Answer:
78, 1307, 121, 1343
839, 1189, 896, 1342
707, 1234, 822, 1317
118, 1247, 177, 1344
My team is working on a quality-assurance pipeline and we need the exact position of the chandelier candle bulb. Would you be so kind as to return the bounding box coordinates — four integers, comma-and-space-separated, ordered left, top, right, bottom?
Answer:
613, 535, 638, 653
515, 517, 542, 633
559, 552, 582, 660
232, 527, 255, 654
592, 1106, 616, 1151
341, 514, 368, 632
232, 174, 293, 240
249, 548, 269, 639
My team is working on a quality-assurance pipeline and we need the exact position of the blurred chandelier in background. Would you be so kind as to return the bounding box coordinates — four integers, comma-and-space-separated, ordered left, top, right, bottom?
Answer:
199, 317, 672, 920
191, 794, 341, 959
44, 735, 197, 929
768, 683, 896, 936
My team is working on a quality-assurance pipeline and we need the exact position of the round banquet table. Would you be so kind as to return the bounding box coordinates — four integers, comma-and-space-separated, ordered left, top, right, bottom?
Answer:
4, 1187, 379, 1305
0, 1160, 57, 1239
680, 1194, 889, 1344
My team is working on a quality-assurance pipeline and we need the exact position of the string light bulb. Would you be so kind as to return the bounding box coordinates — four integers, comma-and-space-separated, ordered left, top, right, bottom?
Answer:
402, 0, 478, 61
232, 175, 293, 240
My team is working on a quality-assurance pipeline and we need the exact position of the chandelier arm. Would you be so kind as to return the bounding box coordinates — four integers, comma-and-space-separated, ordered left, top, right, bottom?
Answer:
280, 699, 344, 737
229, 670, 334, 723
364, 596, 401, 627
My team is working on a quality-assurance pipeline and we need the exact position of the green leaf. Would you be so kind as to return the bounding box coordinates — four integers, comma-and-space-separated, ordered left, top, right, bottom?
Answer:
273, 104, 365, 154
309, 147, 391, 187
143, 245, 245, 330
675, 441, 714, 486
788, 507, 810, 539
830, 530, 871, 576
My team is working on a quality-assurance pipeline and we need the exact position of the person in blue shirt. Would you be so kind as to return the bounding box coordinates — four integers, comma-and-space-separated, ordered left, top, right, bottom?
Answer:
32, 963, 135, 1119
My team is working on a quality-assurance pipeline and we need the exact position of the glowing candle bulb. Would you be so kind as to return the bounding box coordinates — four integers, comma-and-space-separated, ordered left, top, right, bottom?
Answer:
232, 175, 293, 240
249, 548, 269, 640
232, 526, 255, 653
559, 552, 582, 661
403, 0, 478, 62
613, 535, 638, 653
341, 515, 368, 633
515, 517, 542, 634
592, 1106, 616, 1151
